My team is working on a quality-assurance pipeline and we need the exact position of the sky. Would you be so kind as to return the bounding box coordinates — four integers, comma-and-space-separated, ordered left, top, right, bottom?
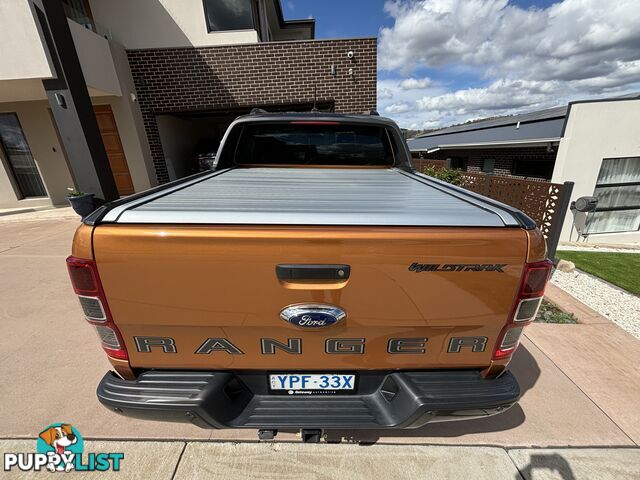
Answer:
282, 0, 640, 130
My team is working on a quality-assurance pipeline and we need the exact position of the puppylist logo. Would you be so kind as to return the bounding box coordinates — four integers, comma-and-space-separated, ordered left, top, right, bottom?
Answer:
3, 423, 124, 473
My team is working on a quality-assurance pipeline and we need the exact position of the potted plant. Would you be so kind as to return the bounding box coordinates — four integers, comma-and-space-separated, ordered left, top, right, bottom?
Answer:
65, 187, 96, 218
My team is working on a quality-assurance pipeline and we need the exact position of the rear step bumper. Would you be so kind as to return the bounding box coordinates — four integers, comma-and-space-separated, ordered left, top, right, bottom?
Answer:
97, 370, 520, 429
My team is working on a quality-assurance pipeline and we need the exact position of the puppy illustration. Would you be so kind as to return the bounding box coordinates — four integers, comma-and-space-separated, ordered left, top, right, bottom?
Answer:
39, 424, 77, 472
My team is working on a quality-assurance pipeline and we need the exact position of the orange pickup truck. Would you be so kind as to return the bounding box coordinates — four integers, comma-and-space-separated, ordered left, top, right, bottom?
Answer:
67, 112, 551, 441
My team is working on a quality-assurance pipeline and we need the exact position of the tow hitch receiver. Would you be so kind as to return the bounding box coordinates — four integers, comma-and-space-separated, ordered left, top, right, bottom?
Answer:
301, 429, 322, 443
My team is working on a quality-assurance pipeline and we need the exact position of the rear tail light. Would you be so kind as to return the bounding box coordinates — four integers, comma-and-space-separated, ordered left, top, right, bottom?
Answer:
66, 256, 128, 360
492, 259, 553, 360
513, 297, 543, 322
95, 326, 122, 349
78, 296, 106, 321
493, 326, 524, 359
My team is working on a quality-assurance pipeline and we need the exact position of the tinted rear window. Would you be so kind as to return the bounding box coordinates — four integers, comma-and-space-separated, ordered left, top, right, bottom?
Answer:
234, 123, 395, 166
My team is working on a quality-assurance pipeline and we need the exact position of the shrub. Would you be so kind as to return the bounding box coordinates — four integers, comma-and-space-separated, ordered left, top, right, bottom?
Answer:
422, 166, 464, 186
65, 187, 85, 197
535, 300, 577, 324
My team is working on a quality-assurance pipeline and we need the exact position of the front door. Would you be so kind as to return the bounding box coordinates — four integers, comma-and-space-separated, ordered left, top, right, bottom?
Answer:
93, 105, 134, 196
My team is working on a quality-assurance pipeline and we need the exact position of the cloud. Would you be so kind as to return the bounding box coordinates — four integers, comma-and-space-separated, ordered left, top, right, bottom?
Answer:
408, 120, 442, 130
385, 102, 412, 113
378, 0, 640, 128
379, 0, 640, 77
400, 77, 432, 90
416, 79, 552, 113
377, 87, 394, 100
377, 77, 450, 128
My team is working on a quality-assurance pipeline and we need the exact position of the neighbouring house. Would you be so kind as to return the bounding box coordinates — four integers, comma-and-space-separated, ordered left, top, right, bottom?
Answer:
407, 94, 640, 245
0, 0, 376, 209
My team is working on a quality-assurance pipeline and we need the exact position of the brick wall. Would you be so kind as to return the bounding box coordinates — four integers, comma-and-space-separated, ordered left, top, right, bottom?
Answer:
424, 147, 556, 178
464, 147, 555, 176
127, 38, 377, 182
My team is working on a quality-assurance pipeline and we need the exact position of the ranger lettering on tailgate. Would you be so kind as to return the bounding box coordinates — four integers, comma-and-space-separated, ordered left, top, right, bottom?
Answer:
132, 336, 489, 354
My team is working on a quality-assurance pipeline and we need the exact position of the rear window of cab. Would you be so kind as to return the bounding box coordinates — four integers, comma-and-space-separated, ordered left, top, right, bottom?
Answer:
232, 123, 397, 166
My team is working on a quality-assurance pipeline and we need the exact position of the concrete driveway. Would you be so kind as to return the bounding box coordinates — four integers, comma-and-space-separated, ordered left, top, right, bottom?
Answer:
2, 440, 640, 479
1, 211, 639, 451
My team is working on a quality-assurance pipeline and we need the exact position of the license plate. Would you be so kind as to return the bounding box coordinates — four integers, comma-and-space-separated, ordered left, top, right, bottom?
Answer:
269, 373, 355, 394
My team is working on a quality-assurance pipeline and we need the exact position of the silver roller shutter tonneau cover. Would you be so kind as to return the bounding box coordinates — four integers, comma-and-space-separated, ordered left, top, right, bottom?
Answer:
101, 167, 521, 227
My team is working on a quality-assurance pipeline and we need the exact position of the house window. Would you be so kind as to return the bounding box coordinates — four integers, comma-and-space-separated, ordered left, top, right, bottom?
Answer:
203, 0, 256, 32
585, 157, 640, 234
482, 158, 495, 173
449, 157, 468, 170
61, 0, 95, 32
0, 113, 47, 198
513, 160, 555, 179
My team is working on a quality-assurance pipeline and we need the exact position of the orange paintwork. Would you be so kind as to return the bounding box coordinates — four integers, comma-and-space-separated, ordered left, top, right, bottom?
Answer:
88, 224, 534, 371
107, 356, 136, 380
71, 224, 93, 260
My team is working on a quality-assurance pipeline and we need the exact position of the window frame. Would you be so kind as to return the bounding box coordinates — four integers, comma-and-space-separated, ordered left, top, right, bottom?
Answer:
0, 112, 48, 199
231, 123, 398, 167
585, 156, 640, 234
61, 0, 96, 33
202, 0, 259, 34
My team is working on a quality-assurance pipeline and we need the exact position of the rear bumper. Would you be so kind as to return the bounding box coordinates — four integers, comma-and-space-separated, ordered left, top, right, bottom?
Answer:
97, 370, 520, 429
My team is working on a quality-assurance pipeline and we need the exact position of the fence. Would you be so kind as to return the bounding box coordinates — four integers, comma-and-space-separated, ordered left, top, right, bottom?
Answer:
457, 172, 574, 259
412, 159, 447, 171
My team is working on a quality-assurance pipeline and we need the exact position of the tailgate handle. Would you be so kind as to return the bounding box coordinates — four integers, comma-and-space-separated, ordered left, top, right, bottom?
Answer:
276, 264, 350, 281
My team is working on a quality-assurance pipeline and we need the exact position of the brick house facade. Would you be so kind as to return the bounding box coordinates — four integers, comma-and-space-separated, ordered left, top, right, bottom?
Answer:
464, 147, 556, 177
414, 147, 556, 179
127, 38, 377, 183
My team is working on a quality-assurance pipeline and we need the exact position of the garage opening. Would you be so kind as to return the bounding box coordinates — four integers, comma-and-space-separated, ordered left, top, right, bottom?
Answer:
156, 102, 334, 180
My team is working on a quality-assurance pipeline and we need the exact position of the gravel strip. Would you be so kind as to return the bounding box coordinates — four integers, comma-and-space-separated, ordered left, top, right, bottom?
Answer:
551, 269, 640, 339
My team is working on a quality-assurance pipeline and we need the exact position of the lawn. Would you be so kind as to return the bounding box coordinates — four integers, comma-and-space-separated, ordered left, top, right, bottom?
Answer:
556, 251, 640, 294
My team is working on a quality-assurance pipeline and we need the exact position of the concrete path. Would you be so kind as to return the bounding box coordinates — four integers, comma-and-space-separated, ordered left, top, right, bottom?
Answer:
526, 323, 640, 445
2, 440, 639, 479
0, 215, 639, 450
0, 205, 77, 223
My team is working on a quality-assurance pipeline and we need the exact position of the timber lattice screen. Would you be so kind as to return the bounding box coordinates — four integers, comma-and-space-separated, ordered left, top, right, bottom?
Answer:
458, 172, 565, 239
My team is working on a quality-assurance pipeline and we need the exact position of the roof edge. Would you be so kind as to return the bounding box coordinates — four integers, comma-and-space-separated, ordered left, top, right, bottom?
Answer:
125, 37, 376, 53
561, 94, 640, 137
409, 137, 561, 152
415, 113, 566, 140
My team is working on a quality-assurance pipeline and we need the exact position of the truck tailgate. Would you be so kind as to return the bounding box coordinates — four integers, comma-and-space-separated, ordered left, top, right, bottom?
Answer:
93, 226, 528, 370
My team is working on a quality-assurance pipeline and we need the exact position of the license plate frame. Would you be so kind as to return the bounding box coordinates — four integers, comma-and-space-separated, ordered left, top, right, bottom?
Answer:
269, 373, 357, 395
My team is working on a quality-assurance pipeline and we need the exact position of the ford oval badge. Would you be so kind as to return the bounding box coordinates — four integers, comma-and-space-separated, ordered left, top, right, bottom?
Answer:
280, 304, 346, 328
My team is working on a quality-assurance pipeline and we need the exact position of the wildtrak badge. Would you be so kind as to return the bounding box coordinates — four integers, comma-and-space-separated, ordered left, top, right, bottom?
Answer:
409, 262, 507, 273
